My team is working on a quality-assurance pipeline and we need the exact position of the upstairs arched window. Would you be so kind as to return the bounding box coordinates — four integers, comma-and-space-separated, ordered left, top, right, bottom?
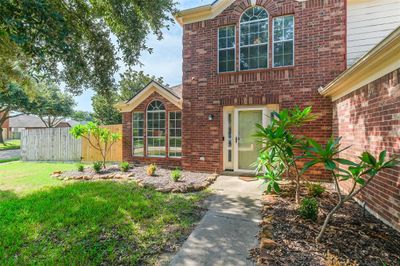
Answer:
147, 100, 166, 157
240, 6, 269, 70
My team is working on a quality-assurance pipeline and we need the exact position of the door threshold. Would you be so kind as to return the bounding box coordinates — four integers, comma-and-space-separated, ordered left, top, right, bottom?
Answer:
221, 171, 257, 177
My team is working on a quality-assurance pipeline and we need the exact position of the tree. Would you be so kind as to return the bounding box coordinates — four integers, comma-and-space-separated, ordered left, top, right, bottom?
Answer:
0, 83, 37, 144
302, 137, 398, 242
119, 70, 166, 101
33, 83, 75, 127
71, 111, 93, 122
92, 92, 122, 125
70, 122, 121, 168
0, 0, 176, 94
255, 107, 317, 203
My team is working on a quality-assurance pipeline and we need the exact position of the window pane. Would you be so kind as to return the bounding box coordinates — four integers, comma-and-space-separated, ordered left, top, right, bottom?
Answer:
147, 101, 166, 157
218, 25, 235, 73
169, 112, 182, 157
273, 15, 294, 67
132, 112, 144, 156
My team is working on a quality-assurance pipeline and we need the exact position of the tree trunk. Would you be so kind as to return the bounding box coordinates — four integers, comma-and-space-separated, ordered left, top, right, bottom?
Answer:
0, 127, 4, 145
316, 201, 343, 242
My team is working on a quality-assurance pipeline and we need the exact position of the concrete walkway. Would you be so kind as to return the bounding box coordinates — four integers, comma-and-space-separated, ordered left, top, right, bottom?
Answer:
0, 149, 20, 160
170, 175, 263, 266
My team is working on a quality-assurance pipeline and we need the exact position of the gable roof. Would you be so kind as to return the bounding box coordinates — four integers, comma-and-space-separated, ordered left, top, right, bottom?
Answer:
174, 0, 236, 26
319, 26, 400, 101
115, 81, 183, 112
9, 115, 46, 128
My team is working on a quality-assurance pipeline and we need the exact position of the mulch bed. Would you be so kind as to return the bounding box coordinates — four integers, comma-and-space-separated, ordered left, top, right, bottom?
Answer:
53, 165, 218, 193
252, 183, 400, 265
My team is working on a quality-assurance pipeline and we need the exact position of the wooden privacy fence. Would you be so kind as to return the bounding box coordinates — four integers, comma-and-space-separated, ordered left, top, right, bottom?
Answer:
21, 128, 82, 161
21, 125, 122, 162
81, 124, 122, 162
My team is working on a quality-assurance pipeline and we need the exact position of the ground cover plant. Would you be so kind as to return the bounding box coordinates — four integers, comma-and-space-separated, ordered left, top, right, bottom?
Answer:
0, 162, 208, 264
0, 139, 20, 150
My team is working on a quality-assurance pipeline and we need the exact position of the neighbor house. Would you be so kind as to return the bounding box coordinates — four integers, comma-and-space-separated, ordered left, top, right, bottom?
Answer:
116, 0, 400, 230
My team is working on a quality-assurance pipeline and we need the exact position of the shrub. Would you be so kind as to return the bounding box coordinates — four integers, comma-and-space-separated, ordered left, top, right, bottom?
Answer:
93, 162, 102, 173
171, 169, 182, 182
298, 197, 318, 222
77, 163, 84, 172
120, 162, 130, 172
146, 163, 157, 176
306, 182, 325, 197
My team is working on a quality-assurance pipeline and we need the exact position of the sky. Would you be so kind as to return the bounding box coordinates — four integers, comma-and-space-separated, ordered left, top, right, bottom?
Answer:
75, 0, 211, 112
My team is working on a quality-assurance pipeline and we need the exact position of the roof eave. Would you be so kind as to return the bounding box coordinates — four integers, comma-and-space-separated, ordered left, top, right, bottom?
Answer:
319, 26, 400, 101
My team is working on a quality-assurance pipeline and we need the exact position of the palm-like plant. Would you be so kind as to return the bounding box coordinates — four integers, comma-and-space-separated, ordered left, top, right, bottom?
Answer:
302, 137, 398, 242
255, 106, 317, 203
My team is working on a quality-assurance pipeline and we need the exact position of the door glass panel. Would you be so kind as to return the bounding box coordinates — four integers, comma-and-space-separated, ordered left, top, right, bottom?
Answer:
238, 110, 262, 170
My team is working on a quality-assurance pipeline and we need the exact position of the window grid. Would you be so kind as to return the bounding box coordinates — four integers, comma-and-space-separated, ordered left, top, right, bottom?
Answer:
147, 101, 166, 157
132, 112, 144, 156
169, 112, 182, 158
218, 26, 236, 73
273, 15, 294, 67
240, 7, 269, 70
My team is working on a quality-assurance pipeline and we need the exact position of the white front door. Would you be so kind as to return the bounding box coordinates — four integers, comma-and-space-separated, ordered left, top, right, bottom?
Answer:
223, 106, 269, 172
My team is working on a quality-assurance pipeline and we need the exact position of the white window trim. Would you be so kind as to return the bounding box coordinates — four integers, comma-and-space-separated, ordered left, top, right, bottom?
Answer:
132, 112, 144, 157
146, 101, 166, 158
218, 25, 236, 73
272, 15, 295, 68
239, 7, 269, 71
168, 111, 182, 158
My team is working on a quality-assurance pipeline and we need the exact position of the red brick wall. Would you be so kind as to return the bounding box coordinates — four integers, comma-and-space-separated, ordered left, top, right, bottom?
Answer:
333, 69, 400, 231
182, 0, 346, 177
122, 92, 182, 168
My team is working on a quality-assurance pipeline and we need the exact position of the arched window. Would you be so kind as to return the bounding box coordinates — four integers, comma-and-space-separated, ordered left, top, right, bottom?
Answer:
240, 6, 269, 70
147, 100, 166, 157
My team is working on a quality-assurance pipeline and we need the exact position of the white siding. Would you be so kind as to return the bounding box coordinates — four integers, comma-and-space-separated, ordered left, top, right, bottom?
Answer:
347, 0, 400, 67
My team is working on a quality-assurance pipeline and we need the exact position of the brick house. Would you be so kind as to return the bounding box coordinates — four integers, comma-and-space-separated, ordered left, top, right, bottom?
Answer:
116, 0, 399, 230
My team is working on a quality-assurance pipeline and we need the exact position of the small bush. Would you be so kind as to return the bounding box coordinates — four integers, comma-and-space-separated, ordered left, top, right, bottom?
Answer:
299, 197, 318, 221
120, 162, 130, 172
93, 162, 102, 173
146, 163, 157, 176
77, 163, 84, 172
171, 169, 182, 182
306, 182, 325, 197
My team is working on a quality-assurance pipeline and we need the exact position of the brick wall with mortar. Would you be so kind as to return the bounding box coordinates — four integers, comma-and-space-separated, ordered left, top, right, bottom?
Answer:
333, 69, 400, 231
181, 0, 346, 178
122, 92, 182, 169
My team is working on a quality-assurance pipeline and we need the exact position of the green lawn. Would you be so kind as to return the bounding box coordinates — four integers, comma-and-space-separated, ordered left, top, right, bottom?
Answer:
0, 139, 20, 150
0, 162, 207, 264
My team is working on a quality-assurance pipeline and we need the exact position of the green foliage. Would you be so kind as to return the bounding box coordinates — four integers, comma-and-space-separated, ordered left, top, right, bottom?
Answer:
255, 106, 317, 200
92, 92, 122, 125
120, 162, 130, 172
146, 164, 157, 176
0, 139, 20, 150
171, 169, 182, 182
93, 162, 102, 173
0, 179, 206, 264
77, 164, 84, 172
32, 82, 75, 127
70, 122, 121, 168
306, 183, 325, 197
0, 0, 176, 94
298, 197, 318, 221
71, 111, 93, 122
119, 70, 166, 101
302, 136, 398, 241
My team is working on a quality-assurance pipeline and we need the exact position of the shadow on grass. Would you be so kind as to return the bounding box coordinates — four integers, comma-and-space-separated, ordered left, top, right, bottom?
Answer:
0, 181, 207, 265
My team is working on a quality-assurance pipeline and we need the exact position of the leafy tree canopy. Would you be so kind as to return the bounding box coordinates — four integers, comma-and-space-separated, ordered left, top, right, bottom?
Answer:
92, 91, 121, 125
32, 83, 76, 127
0, 0, 176, 95
71, 111, 93, 122
119, 70, 166, 101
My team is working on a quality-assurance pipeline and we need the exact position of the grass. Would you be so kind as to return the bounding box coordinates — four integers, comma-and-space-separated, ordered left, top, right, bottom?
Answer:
0, 139, 20, 150
0, 162, 207, 264
0, 157, 20, 163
